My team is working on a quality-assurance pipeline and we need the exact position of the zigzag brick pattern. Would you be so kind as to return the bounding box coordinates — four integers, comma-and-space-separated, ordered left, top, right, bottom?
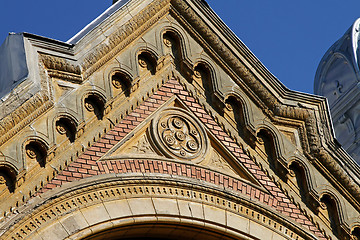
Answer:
38, 78, 326, 239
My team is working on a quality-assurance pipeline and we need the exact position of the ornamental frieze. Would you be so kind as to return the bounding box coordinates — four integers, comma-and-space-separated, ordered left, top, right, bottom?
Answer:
40, 54, 82, 83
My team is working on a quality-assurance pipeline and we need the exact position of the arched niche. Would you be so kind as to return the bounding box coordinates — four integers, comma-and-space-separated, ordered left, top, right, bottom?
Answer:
256, 128, 288, 179
24, 139, 48, 168
138, 51, 158, 76
159, 24, 191, 62
288, 160, 319, 213
319, 193, 344, 238
224, 95, 255, 145
352, 226, 360, 240
55, 116, 78, 143
84, 93, 106, 120
192, 62, 217, 107
0, 165, 17, 193
111, 70, 132, 97
163, 30, 183, 63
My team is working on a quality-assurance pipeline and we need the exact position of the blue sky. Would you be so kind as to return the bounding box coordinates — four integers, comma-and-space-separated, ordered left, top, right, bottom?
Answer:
0, 0, 359, 94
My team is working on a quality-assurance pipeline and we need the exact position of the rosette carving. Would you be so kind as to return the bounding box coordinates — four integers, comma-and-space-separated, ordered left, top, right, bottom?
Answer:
151, 108, 208, 162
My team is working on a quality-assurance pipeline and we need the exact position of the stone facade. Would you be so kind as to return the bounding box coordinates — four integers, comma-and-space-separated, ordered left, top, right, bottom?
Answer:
0, 0, 360, 239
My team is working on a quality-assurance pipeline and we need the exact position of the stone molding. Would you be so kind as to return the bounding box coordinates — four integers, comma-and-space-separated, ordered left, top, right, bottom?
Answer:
0, 174, 316, 240
81, 0, 171, 79
40, 54, 83, 83
0, 92, 52, 148
27, 78, 327, 239
10, 0, 356, 209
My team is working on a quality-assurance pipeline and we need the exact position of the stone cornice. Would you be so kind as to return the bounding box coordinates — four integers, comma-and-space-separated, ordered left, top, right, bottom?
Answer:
0, 0, 358, 235
0, 91, 52, 148
40, 54, 83, 83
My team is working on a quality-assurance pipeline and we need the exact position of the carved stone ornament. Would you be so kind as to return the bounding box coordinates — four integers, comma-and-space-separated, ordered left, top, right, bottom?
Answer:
193, 69, 202, 78
0, 175, 6, 184
56, 123, 67, 135
163, 37, 172, 47
151, 107, 209, 162
26, 147, 37, 159
129, 135, 155, 154
84, 100, 95, 112
138, 57, 148, 68
112, 78, 122, 89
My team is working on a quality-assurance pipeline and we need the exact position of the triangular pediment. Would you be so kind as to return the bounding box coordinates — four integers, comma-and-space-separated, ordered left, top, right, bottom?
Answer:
101, 95, 260, 187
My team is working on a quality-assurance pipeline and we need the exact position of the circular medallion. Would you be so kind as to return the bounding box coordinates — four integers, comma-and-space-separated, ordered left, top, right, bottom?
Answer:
151, 107, 208, 162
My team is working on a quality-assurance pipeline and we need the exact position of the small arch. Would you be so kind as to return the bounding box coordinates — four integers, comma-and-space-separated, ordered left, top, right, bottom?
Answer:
193, 62, 214, 104
25, 140, 48, 168
224, 95, 247, 139
0, 165, 17, 193
111, 71, 132, 97
138, 51, 157, 75
352, 227, 360, 240
157, 23, 192, 64
84, 93, 106, 120
319, 193, 343, 238
163, 30, 183, 62
288, 160, 319, 212
257, 128, 277, 162
257, 128, 288, 179
55, 116, 77, 143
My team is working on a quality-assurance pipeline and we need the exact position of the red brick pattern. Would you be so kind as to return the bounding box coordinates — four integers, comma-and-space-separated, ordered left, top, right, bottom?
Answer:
96, 158, 275, 206
37, 78, 326, 239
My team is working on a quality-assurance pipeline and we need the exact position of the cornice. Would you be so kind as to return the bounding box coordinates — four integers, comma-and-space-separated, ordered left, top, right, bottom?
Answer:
176, 76, 335, 239
0, 91, 52, 147
40, 54, 83, 83
22, 0, 358, 213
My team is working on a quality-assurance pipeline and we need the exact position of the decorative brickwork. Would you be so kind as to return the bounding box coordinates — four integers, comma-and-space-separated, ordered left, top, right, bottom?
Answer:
37, 78, 326, 239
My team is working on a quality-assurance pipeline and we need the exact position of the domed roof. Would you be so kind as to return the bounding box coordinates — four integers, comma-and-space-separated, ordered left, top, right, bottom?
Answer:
314, 18, 360, 107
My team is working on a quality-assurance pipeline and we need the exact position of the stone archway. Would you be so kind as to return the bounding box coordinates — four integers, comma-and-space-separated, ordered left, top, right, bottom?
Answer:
2, 174, 314, 240
42, 197, 286, 240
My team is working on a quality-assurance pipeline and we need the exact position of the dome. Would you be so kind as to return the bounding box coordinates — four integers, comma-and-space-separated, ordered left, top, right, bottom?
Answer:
315, 18, 360, 162
314, 18, 360, 107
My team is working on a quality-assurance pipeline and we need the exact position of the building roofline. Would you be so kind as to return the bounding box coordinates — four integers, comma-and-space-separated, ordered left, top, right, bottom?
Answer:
66, 0, 131, 44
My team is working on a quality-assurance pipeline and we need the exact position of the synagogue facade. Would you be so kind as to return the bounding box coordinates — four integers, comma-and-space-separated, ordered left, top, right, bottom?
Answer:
0, 0, 359, 239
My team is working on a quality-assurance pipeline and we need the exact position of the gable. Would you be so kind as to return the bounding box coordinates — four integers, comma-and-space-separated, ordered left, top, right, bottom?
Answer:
0, 0, 359, 239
